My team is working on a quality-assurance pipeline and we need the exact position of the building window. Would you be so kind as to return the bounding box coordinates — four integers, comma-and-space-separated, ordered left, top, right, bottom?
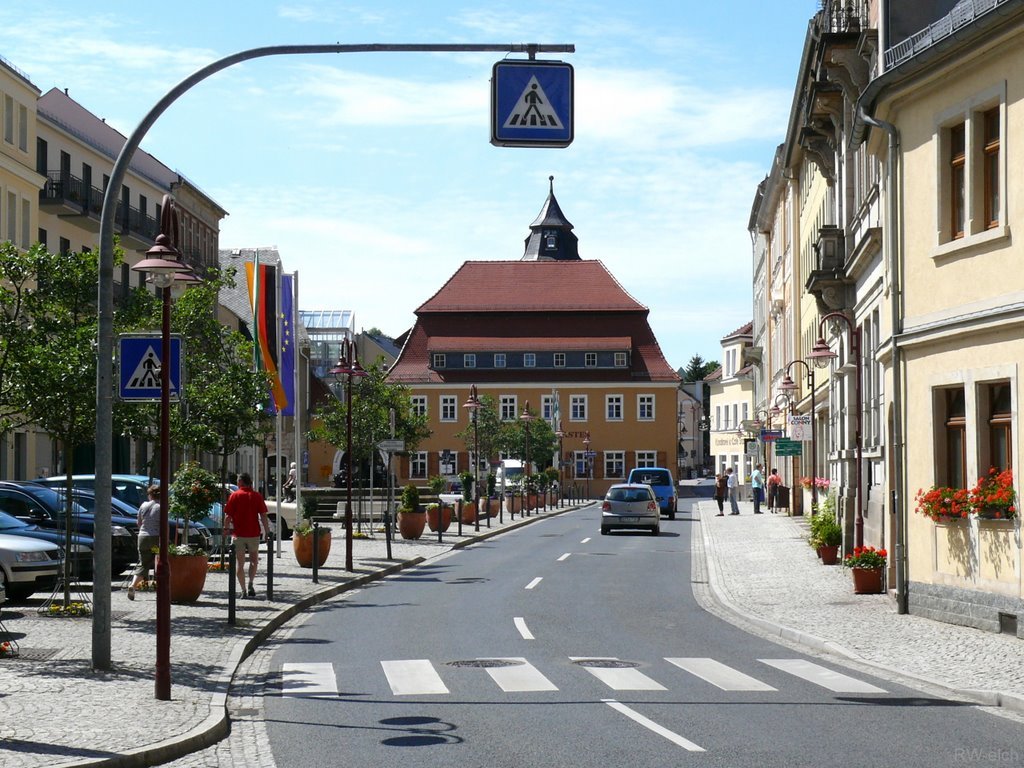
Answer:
464, 353, 476, 368
983, 107, 1000, 230
574, 451, 588, 478
494, 353, 506, 368
716, 405, 722, 430
949, 122, 966, 239
638, 395, 655, 421
411, 396, 427, 417
604, 451, 625, 479
3, 95, 12, 144
944, 388, 966, 488
636, 451, 657, 468
500, 395, 517, 421
585, 352, 597, 367
541, 395, 554, 421
410, 452, 427, 479
524, 353, 536, 367
606, 395, 623, 421
570, 395, 587, 421
440, 395, 457, 422
614, 352, 627, 367
988, 382, 1012, 472
432, 353, 446, 369
554, 352, 565, 367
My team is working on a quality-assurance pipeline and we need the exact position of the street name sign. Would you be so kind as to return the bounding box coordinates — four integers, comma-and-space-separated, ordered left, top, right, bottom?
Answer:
491, 60, 574, 147
775, 438, 803, 456
118, 334, 182, 402
378, 439, 405, 453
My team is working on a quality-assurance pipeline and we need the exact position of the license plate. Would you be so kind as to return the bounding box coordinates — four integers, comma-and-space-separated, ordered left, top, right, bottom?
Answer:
620, 516, 638, 523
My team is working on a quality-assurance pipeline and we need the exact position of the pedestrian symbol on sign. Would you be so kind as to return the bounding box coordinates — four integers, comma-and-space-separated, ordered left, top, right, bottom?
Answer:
126, 347, 164, 391
504, 77, 564, 129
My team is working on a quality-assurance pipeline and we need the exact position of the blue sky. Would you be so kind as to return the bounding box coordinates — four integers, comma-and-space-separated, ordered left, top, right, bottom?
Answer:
1, 1, 816, 369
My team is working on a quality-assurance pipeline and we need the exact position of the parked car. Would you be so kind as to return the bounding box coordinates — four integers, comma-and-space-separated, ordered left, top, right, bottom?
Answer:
0, 482, 135, 576
626, 467, 677, 519
66, 488, 214, 551
0, 509, 94, 580
0, 532, 63, 600
600, 483, 660, 536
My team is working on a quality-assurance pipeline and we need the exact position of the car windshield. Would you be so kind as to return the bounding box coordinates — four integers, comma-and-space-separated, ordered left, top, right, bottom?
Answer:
16, 484, 89, 515
634, 471, 670, 485
608, 487, 653, 503
0, 510, 31, 532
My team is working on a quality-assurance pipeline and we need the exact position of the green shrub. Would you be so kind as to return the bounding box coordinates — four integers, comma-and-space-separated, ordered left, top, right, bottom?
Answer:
400, 483, 420, 513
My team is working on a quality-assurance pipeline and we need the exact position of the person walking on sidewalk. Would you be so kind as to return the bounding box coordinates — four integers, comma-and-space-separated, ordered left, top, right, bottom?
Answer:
766, 468, 782, 513
751, 463, 765, 514
128, 484, 161, 600
726, 467, 740, 514
224, 473, 272, 598
713, 471, 728, 515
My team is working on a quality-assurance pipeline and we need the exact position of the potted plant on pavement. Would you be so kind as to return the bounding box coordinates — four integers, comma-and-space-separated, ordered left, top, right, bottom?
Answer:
843, 545, 887, 594
397, 483, 426, 540
814, 514, 843, 565
167, 462, 220, 603
293, 495, 331, 568
459, 470, 477, 523
426, 475, 453, 532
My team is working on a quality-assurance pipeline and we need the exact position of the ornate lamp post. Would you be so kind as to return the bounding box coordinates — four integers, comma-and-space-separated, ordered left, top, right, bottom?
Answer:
808, 312, 863, 548
582, 430, 591, 499
328, 338, 367, 571
554, 429, 564, 508
463, 385, 481, 532
780, 359, 818, 509
130, 207, 195, 701
520, 402, 533, 515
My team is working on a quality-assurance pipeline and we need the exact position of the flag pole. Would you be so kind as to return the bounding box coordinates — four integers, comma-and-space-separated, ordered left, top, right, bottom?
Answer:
292, 270, 302, 536
275, 261, 284, 558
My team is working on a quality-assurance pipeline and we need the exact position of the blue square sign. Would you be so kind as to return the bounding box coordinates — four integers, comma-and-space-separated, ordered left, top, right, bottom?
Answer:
118, 334, 183, 401
491, 60, 574, 148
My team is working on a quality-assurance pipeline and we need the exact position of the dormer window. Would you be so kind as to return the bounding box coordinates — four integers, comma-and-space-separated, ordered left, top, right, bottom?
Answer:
432, 353, 446, 369
544, 230, 557, 249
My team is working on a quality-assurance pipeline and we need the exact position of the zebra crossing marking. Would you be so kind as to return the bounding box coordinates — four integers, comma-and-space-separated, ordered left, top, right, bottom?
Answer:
760, 659, 887, 693
571, 658, 667, 691
485, 658, 558, 692
279, 662, 338, 698
381, 659, 449, 696
514, 616, 535, 640
665, 657, 777, 691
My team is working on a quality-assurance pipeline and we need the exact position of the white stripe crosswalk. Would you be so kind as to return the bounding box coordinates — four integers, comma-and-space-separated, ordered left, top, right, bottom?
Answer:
277, 655, 888, 698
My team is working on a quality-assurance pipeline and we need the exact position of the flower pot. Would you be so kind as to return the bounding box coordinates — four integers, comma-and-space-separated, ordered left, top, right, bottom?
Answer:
427, 505, 453, 532
976, 506, 1011, 520
158, 553, 208, 604
819, 544, 840, 565
398, 511, 426, 540
851, 566, 883, 594
460, 501, 477, 524
506, 495, 521, 515
293, 530, 332, 568
527, 493, 539, 511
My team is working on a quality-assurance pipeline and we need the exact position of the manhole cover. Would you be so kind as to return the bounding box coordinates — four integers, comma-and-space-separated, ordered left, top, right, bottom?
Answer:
447, 659, 523, 668
572, 659, 639, 669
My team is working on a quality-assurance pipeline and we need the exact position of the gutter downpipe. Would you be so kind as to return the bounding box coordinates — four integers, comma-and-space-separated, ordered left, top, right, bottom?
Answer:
860, 107, 907, 615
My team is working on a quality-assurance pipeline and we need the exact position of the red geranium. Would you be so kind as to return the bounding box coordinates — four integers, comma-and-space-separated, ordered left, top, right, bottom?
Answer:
914, 485, 970, 521
968, 468, 1016, 520
843, 545, 887, 569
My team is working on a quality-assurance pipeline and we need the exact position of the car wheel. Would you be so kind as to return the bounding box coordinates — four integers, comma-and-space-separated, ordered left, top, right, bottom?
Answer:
669, 511, 676, 520
600, 526, 609, 535
651, 526, 660, 536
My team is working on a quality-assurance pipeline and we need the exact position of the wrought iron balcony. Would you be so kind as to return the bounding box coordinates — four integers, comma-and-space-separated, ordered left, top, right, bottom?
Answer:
39, 171, 159, 246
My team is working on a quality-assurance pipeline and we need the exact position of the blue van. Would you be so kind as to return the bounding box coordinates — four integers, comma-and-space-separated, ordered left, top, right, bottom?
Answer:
626, 467, 676, 519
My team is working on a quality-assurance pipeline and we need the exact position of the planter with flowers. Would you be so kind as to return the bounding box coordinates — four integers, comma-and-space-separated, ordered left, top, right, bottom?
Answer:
843, 545, 887, 594
914, 485, 970, 523
165, 462, 220, 604
968, 468, 1016, 520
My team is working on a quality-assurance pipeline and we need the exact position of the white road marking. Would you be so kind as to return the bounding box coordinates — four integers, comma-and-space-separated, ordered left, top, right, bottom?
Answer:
603, 699, 705, 752
760, 659, 887, 693
580, 537, 591, 544
381, 659, 449, 696
525, 577, 543, 590
666, 657, 777, 691
571, 658, 666, 690
514, 616, 535, 640
280, 662, 338, 698
485, 658, 558, 692
557, 552, 571, 561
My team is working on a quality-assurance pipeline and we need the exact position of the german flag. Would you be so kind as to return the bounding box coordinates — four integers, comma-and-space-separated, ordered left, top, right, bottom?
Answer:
246, 259, 288, 410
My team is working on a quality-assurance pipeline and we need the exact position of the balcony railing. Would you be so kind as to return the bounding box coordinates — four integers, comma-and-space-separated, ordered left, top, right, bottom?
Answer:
819, 0, 870, 35
40, 171, 159, 243
885, 0, 1008, 69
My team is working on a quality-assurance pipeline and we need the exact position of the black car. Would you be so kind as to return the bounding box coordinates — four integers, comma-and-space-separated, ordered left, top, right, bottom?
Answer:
0, 482, 136, 576
0, 509, 94, 581
67, 488, 214, 551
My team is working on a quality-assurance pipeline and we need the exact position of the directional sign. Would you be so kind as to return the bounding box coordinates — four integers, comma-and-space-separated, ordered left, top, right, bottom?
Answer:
378, 439, 405, 453
491, 60, 574, 147
775, 438, 803, 456
118, 334, 182, 402
761, 429, 784, 442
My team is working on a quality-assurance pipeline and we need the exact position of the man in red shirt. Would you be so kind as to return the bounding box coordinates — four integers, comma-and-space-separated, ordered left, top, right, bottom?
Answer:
224, 472, 272, 597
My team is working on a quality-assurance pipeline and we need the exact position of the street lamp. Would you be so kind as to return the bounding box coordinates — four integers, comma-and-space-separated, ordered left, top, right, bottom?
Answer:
781, 359, 818, 510
554, 429, 564, 508
520, 402, 533, 516
582, 430, 591, 499
328, 338, 367, 571
131, 217, 195, 701
463, 385, 481, 532
808, 311, 863, 549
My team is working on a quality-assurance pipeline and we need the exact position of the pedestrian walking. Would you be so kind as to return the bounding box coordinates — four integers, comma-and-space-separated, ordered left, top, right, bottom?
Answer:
128, 484, 161, 600
283, 462, 297, 502
766, 468, 782, 513
713, 471, 728, 515
727, 467, 740, 514
224, 472, 272, 598
751, 463, 765, 514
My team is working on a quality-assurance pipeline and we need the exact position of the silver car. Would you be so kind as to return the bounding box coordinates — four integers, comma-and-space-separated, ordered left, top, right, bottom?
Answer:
0, 532, 62, 600
600, 483, 660, 536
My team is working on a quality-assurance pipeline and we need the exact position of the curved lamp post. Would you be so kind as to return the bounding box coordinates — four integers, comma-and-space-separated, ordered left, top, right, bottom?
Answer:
780, 359, 818, 510
463, 385, 481, 532
130, 211, 196, 701
554, 429, 564, 508
582, 430, 591, 499
520, 402, 533, 515
328, 338, 367, 571
808, 311, 863, 549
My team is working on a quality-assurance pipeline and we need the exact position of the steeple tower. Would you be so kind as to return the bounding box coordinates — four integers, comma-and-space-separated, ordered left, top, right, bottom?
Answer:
521, 176, 580, 261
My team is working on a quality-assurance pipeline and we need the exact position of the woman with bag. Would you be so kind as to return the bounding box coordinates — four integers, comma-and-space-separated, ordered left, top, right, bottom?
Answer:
713, 472, 728, 516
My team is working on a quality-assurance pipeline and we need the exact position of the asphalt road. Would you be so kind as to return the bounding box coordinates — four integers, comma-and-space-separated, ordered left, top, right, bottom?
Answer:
262, 500, 1024, 767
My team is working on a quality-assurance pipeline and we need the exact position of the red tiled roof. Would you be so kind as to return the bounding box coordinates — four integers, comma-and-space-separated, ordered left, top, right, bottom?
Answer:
428, 336, 631, 352
721, 321, 753, 341
416, 261, 646, 313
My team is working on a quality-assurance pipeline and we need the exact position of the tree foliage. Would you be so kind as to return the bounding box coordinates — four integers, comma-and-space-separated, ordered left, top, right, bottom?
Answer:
681, 354, 719, 382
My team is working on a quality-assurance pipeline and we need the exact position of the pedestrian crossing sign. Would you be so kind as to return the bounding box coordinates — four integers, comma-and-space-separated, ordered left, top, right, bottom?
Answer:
491, 60, 574, 147
118, 334, 183, 402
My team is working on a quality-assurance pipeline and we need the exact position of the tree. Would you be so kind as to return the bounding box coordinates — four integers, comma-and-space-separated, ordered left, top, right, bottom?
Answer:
681, 354, 719, 382
455, 394, 503, 470
498, 405, 558, 471
0, 242, 39, 434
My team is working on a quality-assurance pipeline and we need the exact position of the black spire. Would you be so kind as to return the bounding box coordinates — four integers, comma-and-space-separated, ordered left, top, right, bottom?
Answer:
521, 176, 580, 261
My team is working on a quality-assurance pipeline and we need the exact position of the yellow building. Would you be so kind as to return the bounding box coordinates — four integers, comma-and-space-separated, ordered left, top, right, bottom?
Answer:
706, 322, 755, 485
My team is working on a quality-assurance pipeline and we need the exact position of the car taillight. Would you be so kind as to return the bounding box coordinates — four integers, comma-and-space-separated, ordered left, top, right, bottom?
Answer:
648, 501, 658, 511
602, 501, 611, 511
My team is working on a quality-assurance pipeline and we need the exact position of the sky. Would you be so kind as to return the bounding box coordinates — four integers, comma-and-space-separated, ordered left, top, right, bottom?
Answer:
1, 1, 817, 370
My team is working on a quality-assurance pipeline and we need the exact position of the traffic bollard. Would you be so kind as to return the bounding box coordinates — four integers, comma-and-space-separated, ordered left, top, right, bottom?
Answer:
266, 533, 274, 602
227, 540, 236, 626
312, 521, 319, 584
